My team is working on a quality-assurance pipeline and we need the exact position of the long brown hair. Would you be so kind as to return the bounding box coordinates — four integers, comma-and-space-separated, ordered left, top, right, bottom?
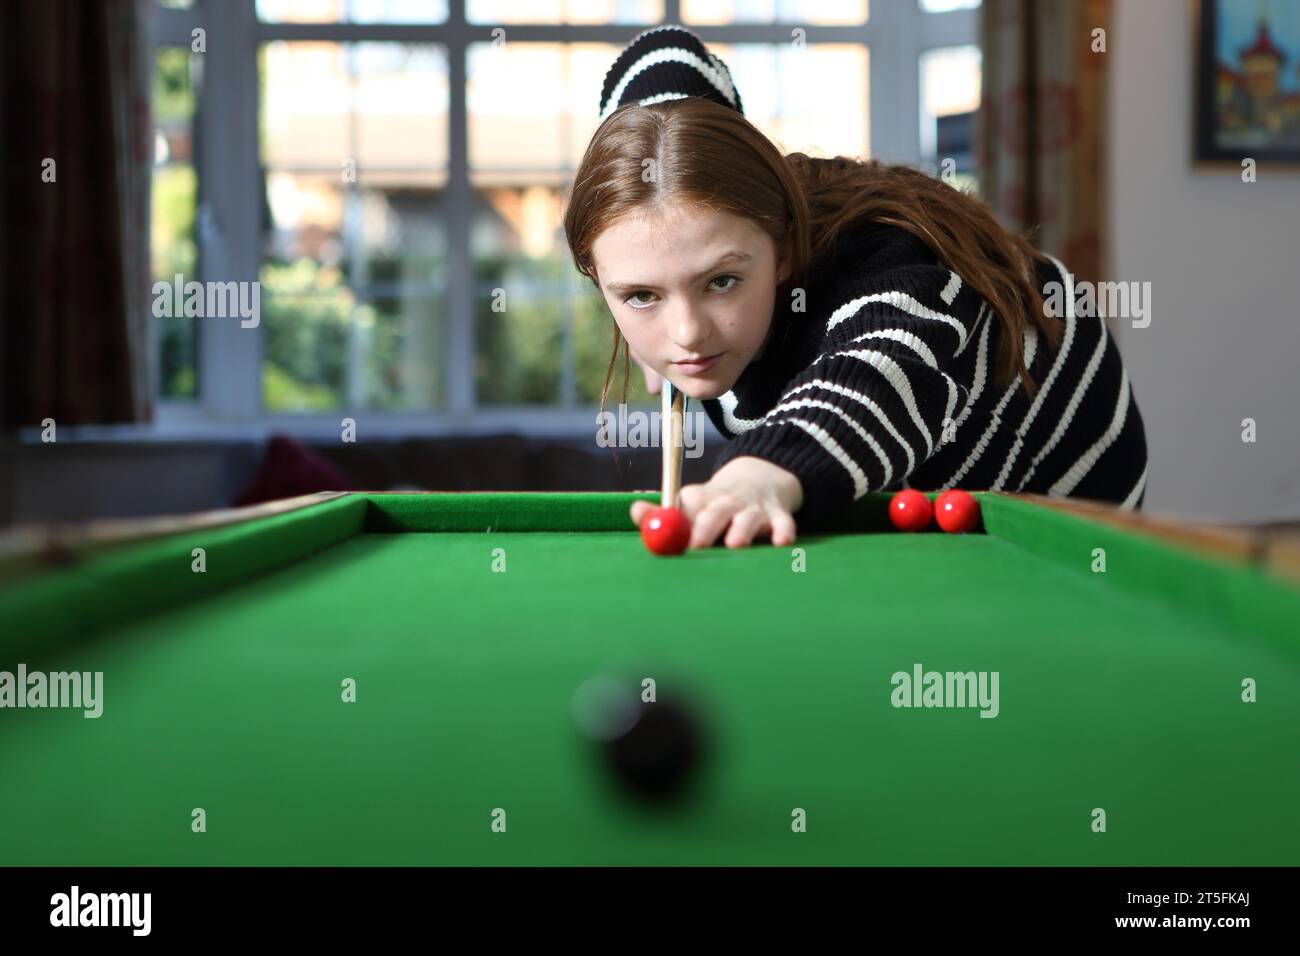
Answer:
563, 97, 1062, 415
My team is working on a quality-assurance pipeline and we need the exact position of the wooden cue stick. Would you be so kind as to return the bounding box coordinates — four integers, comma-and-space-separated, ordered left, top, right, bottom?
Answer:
661, 381, 686, 509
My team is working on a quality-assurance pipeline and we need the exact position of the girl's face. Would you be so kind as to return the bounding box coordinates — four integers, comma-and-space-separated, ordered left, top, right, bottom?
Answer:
590, 206, 791, 400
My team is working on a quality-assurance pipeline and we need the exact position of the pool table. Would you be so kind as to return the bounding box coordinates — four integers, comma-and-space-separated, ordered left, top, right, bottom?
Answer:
1, 490, 1298, 866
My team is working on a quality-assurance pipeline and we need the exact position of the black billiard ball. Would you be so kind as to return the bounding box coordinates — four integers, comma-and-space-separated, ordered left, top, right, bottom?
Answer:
603, 697, 702, 804
573, 677, 705, 807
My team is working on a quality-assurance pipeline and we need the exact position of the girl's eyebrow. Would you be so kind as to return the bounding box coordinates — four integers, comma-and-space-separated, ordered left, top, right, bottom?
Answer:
604, 251, 753, 294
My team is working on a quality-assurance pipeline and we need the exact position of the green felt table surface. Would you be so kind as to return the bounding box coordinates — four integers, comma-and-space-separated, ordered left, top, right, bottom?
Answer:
1, 491, 1297, 865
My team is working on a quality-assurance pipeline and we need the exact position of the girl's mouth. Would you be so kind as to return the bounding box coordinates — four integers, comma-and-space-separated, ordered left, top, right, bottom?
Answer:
673, 353, 722, 374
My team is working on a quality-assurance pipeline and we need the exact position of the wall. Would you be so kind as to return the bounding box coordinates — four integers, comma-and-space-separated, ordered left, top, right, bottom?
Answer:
1110, 0, 1300, 521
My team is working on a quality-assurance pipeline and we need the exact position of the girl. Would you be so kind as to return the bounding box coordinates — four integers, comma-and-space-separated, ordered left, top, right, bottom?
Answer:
564, 26, 1148, 550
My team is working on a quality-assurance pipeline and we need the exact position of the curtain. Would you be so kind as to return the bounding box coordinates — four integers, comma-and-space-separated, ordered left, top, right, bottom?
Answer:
980, 0, 1113, 285
1, 0, 154, 429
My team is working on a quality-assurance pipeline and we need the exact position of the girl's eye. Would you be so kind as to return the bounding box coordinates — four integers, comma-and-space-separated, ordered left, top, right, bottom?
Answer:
621, 274, 738, 308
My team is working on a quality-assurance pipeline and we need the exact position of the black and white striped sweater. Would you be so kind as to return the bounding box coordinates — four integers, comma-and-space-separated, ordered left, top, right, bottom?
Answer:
701, 222, 1149, 527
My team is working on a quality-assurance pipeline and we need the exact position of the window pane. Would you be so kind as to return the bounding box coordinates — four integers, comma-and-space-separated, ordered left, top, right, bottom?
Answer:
470, 185, 557, 405
261, 42, 448, 412
919, 44, 980, 192
257, 0, 449, 23
683, 0, 867, 25
152, 46, 200, 402
468, 0, 662, 24
471, 190, 653, 408
359, 295, 445, 409
261, 290, 351, 410
712, 43, 869, 159
920, 0, 979, 11
469, 43, 627, 407
469, 42, 620, 172
262, 43, 447, 171
470, 182, 653, 408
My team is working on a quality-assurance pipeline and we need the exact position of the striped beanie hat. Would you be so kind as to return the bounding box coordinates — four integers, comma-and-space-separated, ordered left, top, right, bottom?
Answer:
598, 25, 744, 122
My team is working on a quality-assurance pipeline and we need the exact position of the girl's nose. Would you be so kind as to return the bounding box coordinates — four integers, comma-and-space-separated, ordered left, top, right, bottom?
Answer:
669, 306, 712, 354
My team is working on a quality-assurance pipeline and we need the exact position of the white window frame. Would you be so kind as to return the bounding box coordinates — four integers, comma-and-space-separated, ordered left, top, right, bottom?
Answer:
152, 0, 977, 440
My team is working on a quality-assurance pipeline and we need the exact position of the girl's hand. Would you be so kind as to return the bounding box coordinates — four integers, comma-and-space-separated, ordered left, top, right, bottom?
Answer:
629, 456, 804, 549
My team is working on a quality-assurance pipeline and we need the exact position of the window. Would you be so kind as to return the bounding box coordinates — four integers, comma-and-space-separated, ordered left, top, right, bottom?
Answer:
681, 0, 867, 25
467, 41, 625, 406
920, 0, 980, 12
260, 41, 449, 411
152, 46, 202, 401
152, 0, 978, 431
257, 0, 450, 23
468, 1, 661, 24
919, 44, 981, 193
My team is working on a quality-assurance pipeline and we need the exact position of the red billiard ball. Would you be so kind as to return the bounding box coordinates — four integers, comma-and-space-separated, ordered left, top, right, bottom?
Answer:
640, 506, 691, 556
888, 489, 933, 532
934, 490, 980, 534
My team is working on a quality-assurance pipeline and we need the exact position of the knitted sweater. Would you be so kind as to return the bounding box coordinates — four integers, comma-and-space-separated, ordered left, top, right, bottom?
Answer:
701, 222, 1149, 527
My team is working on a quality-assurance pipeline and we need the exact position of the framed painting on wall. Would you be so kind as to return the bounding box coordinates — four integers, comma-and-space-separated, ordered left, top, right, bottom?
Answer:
1194, 0, 1300, 167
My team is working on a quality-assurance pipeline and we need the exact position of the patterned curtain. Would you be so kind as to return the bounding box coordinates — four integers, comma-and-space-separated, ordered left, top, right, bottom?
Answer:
0, 0, 154, 428
980, 0, 1113, 284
